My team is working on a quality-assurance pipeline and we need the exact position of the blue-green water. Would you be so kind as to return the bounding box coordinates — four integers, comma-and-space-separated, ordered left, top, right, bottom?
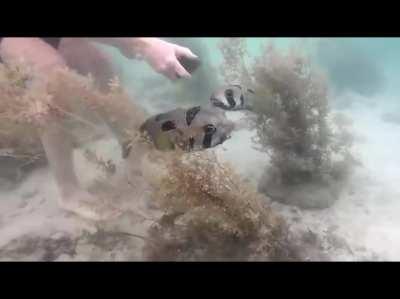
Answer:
101, 38, 400, 110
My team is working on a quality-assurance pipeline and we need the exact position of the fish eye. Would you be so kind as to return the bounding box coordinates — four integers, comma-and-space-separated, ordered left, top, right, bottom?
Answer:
225, 89, 234, 97
204, 124, 216, 134
224, 89, 236, 108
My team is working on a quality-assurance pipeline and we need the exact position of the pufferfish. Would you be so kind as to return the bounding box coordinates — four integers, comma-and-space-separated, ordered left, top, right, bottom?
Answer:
210, 84, 255, 111
138, 84, 255, 152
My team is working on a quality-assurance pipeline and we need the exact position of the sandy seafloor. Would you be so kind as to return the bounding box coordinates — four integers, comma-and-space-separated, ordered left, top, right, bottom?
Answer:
0, 90, 399, 261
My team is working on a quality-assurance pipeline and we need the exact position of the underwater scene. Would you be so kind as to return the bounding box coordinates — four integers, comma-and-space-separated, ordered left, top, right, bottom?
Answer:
0, 37, 399, 261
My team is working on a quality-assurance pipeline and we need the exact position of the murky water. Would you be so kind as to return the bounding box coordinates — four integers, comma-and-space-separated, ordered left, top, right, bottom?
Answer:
0, 38, 399, 261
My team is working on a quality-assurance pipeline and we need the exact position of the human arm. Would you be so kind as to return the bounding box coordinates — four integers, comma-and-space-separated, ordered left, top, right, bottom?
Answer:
85, 38, 198, 80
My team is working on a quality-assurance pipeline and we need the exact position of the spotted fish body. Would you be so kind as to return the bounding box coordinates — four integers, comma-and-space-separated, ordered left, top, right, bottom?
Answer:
139, 85, 254, 152
140, 105, 234, 152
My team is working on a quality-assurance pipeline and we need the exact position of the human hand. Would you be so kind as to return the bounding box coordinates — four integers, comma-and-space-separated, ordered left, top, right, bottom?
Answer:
125, 38, 199, 80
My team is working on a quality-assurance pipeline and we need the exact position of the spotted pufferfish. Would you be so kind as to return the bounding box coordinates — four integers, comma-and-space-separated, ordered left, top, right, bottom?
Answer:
137, 84, 255, 152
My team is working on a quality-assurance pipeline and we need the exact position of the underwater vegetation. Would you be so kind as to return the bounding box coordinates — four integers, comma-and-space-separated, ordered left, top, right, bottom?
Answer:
219, 39, 357, 209
0, 60, 300, 260
315, 38, 385, 99
142, 151, 299, 261
0, 62, 146, 190
2, 39, 361, 260
253, 44, 357, 209
0, 63, 49, 190
219, 38, 253, 86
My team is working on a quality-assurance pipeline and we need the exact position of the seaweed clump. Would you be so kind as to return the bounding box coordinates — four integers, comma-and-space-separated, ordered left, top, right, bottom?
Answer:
0, 61, 146, 190
144, 151, 299, 261
0, 62, 49, 189
251, 44, 357, 209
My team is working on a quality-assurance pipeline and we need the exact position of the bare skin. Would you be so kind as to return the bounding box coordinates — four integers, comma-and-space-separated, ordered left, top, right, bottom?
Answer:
0, 37, 197, 221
